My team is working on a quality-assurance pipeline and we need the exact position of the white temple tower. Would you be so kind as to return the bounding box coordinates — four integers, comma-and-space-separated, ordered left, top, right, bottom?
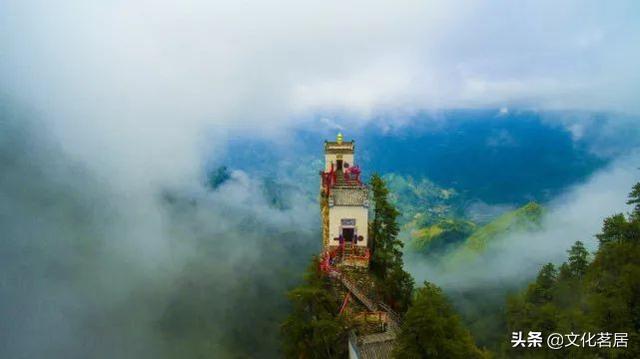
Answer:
320, 133, 370, 267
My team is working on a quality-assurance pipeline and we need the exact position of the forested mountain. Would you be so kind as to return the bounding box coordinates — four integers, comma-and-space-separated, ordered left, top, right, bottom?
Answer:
383, 173, 463, 225
393, 282, 487, 359
460, 202, 544, 252
402, 200, 543, 258
505, 183, 640, 358
407, 218, 476, 254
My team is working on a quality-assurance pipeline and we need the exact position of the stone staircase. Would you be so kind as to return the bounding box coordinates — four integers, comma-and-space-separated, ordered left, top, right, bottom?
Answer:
323, 247, 402, 358
339, 274, 378, 313
339, 274, 403, 358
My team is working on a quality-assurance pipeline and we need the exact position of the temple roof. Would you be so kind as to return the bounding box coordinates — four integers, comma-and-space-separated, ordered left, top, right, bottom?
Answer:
324, 140, 354, 154
354, 332, 396, 359
358, 339, 395, 359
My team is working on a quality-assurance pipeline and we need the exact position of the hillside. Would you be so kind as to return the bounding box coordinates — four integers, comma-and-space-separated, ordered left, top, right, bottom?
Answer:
506, 184, 640, 357
463, 202, 543, 251
408, 218, 476, 255
425, 201, 546, 273
401, 200, 543, 258
383, 173, 462, 226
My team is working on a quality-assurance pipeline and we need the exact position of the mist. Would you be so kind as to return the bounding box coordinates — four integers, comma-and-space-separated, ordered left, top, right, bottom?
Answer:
2, 1, 640, 357
0, 107, 318, 358
405, 152, 640, 290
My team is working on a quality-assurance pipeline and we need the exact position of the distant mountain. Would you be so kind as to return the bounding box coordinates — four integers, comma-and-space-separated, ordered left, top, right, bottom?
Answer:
383, 173, 463, 225
408, 218, 476, 255
355, 112, 608, 204
383, 172, 545, 257
217, 109, 634, 206
463, 202, 543, 252
403, 201, 543, 260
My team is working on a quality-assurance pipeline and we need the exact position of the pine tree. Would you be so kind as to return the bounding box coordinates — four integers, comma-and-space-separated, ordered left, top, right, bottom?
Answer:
506, 182, 640, 358
586, 185, 640, 357
627, 182, 640, 216
281, 257, 349, 358
526, 263, 557, 305
369, 173, 401, 279
393, 282, 486, 359
369, 173, 414, 312
566, 241, 589, 278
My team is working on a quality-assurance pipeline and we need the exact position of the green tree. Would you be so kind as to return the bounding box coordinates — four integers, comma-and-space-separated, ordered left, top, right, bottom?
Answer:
566, 241, 589, 278
586, 185, 640, 358
281, 257, 349, 359
507, 260, 577, 358
526, 263, 557, 305
369, 173, 401, 278
627, 182, 640, 216
596, 213, 636, 244
506, 182, 640, 358
369, 173, 414, 312
393, 282, 486, 359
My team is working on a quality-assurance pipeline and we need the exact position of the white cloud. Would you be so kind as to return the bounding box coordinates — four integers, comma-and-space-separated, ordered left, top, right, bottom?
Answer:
2, 0, 638, 290
2, 0, 639, 284
319, 117, 344, 131
2, 1, 639, 189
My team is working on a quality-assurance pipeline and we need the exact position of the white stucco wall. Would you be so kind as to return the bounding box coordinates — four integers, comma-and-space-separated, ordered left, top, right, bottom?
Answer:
324, 153, 355, 171
328, 205, 368, 247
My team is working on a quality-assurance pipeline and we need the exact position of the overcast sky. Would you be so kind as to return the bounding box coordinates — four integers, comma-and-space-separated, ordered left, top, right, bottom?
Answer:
2, 1, 640, 187
1, 3, 639, 357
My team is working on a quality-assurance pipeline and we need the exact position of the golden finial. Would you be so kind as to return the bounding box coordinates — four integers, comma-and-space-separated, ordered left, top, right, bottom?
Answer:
336, 132, 343, 144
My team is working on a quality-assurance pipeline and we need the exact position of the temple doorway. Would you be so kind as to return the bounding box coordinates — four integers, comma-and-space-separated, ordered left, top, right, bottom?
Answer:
342, 227, 355, 242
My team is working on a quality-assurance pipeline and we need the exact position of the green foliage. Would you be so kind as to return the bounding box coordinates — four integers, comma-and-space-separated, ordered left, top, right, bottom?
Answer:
370, 173, 401, 278
627, 182, 640, 216
566, 240, 589, 278
506, 183, 640, 358
369, 173, 415, 312
506, 250, 589, 358
447, 284, 513, 354
596, 213, 640, 244
393, 282, 487, 359
586, 239, 640, 358
281, 257, 349, 359
527, 263, 558, 305
465, 202, 543, 251
440, 202, 545, 271
382, 173, 462, 226
378, 265, 415, 315
409, 218, 476, 254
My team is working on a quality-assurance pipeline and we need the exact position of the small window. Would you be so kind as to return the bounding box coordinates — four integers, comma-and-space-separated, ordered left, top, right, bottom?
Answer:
341, 218, 356, 226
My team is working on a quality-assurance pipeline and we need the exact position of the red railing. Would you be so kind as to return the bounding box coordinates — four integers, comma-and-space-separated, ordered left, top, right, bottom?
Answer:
339, 293, 351, 315
320, 164, 363, 195
320, 243, 370, 271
